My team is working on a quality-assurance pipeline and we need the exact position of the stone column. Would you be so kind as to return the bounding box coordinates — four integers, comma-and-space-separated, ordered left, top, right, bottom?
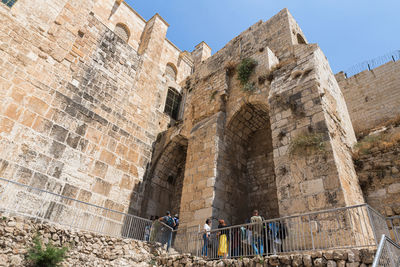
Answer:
268, 44, 372, 248
179, 112, 224, 228
269, 44, 364, 216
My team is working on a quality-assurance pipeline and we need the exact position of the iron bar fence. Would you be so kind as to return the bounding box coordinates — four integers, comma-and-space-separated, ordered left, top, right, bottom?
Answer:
0, 177, 170, 242
0, 176, 396, 259
372, 235, 400, 267
386, 216, 400, 244
173, 204, 390, 260
344, 50, 400, 78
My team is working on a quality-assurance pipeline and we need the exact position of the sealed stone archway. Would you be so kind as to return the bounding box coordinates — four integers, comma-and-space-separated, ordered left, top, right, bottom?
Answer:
216, 103, 278, 225
140, 134, 188, 218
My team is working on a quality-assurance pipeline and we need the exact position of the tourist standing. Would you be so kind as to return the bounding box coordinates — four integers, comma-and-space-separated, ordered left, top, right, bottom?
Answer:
217, 219, 229, 258
202, 219, 212, 256
159, 211, 176, 252
250, 210, 264, 255
144, 216, 154, 241
149, 216, 160, 242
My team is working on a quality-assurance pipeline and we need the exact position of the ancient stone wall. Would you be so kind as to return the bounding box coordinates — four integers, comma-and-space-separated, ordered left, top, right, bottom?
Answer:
158, 249, 376, 267
0, 215, 163, 267
355, 141, 400, 217
3, 0, 398, 242
337, 60, 400, 135
174, 8, 364, 229
0, 0, 192, 224
176, 9, 302, 228
268, 43, 363, 217
93, 0, 147, 51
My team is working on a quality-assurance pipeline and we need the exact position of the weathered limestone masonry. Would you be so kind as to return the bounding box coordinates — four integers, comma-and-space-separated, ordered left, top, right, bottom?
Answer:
1, 0, 400, 248
336, 60, 400, 136
355, 137, 400, 217
157, 250, 376, 267
0, 215, 164, 266
174, 9, 363, 227
0, 0, 192, 223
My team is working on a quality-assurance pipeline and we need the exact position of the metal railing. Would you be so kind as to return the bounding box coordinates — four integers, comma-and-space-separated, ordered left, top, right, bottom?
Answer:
172, 204, 389, 259
368, 206, 392, 243
386, 216, 400, 244
0, 176, 395, 259
0, 177, 154, 241
372, 235, 400, 267
344, 50, 400, 78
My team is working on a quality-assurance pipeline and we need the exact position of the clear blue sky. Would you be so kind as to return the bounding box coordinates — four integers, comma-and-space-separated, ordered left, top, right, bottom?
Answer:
127, 0, 400, 73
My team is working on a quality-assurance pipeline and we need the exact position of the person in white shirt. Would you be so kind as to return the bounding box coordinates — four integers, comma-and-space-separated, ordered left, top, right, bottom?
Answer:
201, 219, 212, 256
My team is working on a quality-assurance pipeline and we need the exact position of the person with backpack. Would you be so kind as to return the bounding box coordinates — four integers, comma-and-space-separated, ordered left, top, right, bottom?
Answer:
171, 214, 179, 246
173, 214, 179, 230
159, 211, 175, 252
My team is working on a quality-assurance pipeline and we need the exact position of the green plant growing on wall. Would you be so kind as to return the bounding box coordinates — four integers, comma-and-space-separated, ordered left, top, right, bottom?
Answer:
27, 234, 68, 267
289, 132, 326, 156
210, 90, 218, 102
237, 58, 258, 92
242, 82, 256, 92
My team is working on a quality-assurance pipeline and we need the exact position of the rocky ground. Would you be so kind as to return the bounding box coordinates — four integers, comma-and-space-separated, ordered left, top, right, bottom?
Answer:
0, 214, 166, 266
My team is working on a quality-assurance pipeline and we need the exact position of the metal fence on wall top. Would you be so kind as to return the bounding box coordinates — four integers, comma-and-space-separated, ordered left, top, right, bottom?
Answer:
344, 50, 400, 78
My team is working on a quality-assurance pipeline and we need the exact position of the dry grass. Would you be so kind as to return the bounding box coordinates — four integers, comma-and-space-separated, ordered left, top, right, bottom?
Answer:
224, 61, 237, 76
375, 115, 400, 130
272, 56, 297, 72
353, 131, 400, 158
289, 133, 326, 156
357, 115, 400, 139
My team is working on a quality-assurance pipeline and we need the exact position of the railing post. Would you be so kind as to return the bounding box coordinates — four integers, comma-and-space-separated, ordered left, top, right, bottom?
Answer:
70, 205, 77, 231
308, 215, 314, 250
366, 205, 378, 245
100, 209, 108, 236
229, 227, 231, 259
196, 224, 199, 257
0, 180, 10, 213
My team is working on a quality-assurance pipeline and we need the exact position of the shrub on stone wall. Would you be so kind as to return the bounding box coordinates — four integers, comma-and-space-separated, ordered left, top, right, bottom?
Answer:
242, 82, 257, 92
237, 58, 258, 92
289, 132, 326, 156
353, 130, 400, 157
27, 234, 68, 267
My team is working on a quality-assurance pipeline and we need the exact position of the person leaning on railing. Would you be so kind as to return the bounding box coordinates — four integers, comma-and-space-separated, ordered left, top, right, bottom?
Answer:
159, 211, 176, 252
